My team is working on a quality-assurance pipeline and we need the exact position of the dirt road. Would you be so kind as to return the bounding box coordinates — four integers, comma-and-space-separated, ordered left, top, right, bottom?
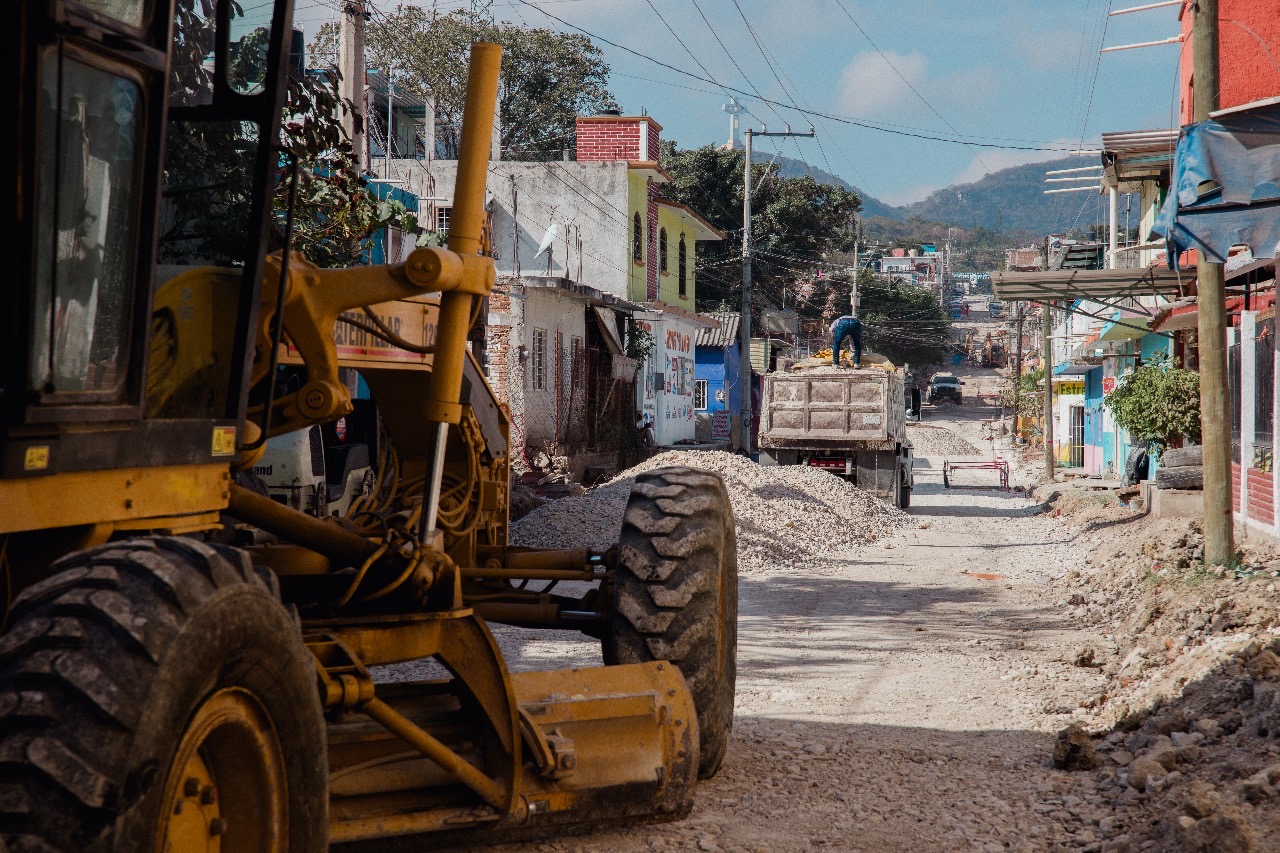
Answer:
463, 399, 1124, 852
410, 361, 1280, 852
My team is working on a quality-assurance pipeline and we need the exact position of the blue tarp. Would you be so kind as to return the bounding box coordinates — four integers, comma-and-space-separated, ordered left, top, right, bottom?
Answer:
1151, 102, 1280, 268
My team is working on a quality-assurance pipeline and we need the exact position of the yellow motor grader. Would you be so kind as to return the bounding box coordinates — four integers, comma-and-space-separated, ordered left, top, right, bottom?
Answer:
0, 1, 737, 850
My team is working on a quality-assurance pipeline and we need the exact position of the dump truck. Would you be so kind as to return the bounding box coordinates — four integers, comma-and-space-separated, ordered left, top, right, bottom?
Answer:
0, 3, 736, 849
758, 366, 916, 509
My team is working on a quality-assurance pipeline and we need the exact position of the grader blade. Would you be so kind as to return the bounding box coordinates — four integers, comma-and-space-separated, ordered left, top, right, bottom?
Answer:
328, 662, 699, 848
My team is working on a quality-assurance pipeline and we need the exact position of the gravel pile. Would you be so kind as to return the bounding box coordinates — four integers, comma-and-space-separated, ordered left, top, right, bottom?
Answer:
907, 423, 985, 457
510, 450, 910, 575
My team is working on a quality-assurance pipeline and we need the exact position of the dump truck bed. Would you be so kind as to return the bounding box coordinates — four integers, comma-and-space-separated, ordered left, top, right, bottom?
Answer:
759, 367, 906, 451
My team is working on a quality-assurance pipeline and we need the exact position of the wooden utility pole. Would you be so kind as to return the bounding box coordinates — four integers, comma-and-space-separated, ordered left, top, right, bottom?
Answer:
339, 0, 367, 170
1043, 301, 1055, 479
1013, 302, 1025, 437
1194, 0, 1231, 565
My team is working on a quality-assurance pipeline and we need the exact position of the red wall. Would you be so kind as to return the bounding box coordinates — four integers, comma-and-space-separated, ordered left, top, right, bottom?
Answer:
1181, 1, 1280, 124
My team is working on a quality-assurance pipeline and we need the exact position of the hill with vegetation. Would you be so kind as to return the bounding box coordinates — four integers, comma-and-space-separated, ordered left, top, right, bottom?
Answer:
773, 151, 1112, 237
903, 156, 1113, 236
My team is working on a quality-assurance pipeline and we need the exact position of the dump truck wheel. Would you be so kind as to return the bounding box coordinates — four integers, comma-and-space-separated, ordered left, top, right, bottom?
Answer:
608, 467, 738, 779
898, 470, 912, 509
0, 537, 327, 852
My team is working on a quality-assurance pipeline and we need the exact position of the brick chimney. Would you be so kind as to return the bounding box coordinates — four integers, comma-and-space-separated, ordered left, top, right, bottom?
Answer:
575, 111, 662, 162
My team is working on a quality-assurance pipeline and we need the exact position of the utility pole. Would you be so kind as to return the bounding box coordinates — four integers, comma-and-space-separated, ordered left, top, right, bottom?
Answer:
339, 0, 367, 170
385, 66, 394, 178
1043, 301, 1055, 479
1194, 0, 1231, 565
1013, 302, 1025, 438
740, 125, 815, 455
851, 241, 860, 315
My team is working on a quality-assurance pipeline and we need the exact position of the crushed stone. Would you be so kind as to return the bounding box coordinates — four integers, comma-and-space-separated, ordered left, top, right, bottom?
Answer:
907, 422, 985, 457
510, 450, 911, 575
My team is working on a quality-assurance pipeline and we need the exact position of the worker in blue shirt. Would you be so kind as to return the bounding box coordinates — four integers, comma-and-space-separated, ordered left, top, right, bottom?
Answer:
830, 313, 862, 367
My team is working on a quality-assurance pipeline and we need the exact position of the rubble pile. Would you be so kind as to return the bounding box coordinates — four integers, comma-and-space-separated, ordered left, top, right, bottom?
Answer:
510, 450, 911, 574
1068, 640, 1280, 851
906, 423, 984, 457
1014, 514, 1280, 848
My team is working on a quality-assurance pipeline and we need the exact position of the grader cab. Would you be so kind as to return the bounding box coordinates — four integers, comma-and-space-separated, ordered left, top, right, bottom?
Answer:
0, 1, 738, 849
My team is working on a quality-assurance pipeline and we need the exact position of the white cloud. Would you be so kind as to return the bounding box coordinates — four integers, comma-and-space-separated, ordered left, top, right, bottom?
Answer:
834, 50, 929, 117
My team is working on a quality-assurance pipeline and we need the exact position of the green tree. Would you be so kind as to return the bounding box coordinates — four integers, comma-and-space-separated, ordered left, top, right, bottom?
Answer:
165, 1, 413, 268
658, 142, 861, 311
817, 270, 950, 368
1104, 358, 1201, 450
315, 8, 617, 160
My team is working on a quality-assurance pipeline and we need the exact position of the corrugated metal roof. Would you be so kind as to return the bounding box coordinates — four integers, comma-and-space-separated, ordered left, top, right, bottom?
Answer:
1100, 127, 1178, 190
695, 312, 740, 348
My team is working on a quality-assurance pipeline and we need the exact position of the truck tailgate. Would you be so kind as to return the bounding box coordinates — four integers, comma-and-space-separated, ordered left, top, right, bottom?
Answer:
761, 372, 891, 444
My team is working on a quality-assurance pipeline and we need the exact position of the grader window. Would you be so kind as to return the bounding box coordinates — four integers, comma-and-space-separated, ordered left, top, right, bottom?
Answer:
30, 51, 143, 396
227, 2, 273, 95
74, 0, 149, 28
169, 0, 215, 107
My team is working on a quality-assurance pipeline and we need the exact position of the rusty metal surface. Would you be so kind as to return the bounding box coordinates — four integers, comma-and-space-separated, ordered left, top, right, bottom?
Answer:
327, 661, 699, 849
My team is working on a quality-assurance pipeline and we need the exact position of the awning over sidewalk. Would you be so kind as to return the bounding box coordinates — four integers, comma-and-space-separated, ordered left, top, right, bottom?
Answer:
991, 266, 1190, 303
1151, 99, 1280, 267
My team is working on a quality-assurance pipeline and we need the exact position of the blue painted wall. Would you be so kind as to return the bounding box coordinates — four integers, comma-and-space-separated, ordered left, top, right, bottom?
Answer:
1140, 332, 1172, 363
367, 182, 420, 265
695, 344, 741, 415
1084, 367, 1106, 475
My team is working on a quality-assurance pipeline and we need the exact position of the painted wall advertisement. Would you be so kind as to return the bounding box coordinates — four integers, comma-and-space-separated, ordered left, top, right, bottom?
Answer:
635, 316, 697, 446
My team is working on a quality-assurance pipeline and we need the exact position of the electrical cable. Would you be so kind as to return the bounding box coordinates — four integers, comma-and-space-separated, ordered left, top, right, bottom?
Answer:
512, 0, 1097, 153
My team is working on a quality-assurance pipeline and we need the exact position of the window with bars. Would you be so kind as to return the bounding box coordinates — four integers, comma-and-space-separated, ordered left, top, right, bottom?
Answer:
1230, 341, 1242, 464
694, 379, 708, 410
678, 234, 688, 297
659, 228, 668, 272
532, 328, 547, 391
1257, 317, 1274, 455
435, 206, 452, 233
632, 212, 643, 262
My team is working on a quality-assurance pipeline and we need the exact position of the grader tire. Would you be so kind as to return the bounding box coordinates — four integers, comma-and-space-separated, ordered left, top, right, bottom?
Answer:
609, 467, 738, 779
0, 537, 327, 852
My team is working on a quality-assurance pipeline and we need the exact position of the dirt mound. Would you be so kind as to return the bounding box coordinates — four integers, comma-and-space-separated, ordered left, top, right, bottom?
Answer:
510, 450, 911, 575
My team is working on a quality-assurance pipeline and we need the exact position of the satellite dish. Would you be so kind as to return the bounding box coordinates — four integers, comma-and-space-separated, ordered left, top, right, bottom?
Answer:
535, 221, 560, 258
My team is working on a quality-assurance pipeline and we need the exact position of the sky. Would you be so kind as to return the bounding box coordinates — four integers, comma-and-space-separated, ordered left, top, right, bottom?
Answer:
292, 0, 1190, 207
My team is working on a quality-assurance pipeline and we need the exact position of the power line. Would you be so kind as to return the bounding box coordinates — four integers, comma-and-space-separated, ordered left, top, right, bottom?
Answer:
829, 0, 993, 176
511, 0, 1096, 153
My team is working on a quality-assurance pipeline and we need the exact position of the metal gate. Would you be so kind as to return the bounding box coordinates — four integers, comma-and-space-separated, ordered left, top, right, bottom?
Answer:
1069, 405, 1085, 468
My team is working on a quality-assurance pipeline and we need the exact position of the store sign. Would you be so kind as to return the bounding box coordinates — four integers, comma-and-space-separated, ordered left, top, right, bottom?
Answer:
1102, 377, 1116, 394
711, 410, 731, 441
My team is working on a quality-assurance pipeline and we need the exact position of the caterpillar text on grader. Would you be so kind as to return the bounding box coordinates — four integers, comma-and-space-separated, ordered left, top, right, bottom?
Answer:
0, 1, 738, 849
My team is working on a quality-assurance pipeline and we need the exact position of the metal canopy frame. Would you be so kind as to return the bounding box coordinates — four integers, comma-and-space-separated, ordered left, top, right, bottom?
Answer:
992, 266, 1191, 305
994, 267, 1191, 341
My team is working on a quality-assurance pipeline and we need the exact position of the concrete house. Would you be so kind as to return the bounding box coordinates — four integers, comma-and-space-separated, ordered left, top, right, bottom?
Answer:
390, 112, 722, 468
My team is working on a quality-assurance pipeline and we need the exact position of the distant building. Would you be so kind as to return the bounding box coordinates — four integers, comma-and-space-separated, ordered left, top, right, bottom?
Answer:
389, 111, 723, 463
1005, 246, 1044, 272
